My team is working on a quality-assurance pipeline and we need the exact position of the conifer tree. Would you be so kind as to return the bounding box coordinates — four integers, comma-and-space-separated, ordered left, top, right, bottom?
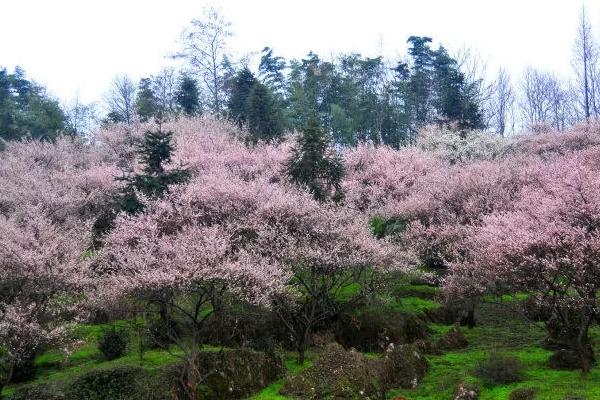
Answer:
135, 78, 158, 122
284, 116, 344, 202
245, 82, 284, 143
116, 123, 190, 214
227, 68, 258, 127
176, 74, 201, 116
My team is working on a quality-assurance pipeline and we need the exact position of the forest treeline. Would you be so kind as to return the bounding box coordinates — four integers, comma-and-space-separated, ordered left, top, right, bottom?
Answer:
2, 5, 600, 146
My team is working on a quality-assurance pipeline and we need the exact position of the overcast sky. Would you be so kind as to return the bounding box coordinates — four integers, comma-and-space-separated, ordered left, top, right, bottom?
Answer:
2, 0, 599, 105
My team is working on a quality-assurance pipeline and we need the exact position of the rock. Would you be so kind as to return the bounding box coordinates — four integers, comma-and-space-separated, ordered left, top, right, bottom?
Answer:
453, 383, 479, 400
437, 326, 468, 351
380, 343, 429, 390
281, 342, 381, 399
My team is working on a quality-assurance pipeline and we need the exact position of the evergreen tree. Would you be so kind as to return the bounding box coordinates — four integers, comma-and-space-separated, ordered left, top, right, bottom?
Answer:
227, 68, 258, 127
284, 117, 344, 202
176, 74, 201, 116
135, 78, 158, 122
116, 124, 191, 214
0, 67, 67, 142
259, 47, 287, 94
245, 82, 284, 143
406, 36, 435, 128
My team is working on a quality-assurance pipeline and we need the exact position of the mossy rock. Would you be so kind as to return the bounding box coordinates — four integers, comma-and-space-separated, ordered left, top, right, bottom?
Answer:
380, 343, 428, 390
197, 348, 284, 399
334, 307, 429, 352
281, 343, 382, 399
437, 326, 468, 351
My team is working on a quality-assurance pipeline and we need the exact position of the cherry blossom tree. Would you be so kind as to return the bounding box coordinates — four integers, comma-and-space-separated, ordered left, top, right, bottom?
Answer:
447, 154, 600, 371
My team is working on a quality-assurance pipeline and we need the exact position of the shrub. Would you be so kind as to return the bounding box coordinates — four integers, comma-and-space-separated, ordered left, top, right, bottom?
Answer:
509, 387, 537, 400
334, 306, 429, 352
196, 348, 284, 399
474, 351, 524, 385
437, 326, 468, 350
281, 342, 382, 399
549, 349, 583, 370
10, 353, 37, 383
98, 327, 128, 361
7, 383, 65, 400
64, 366, 144, 400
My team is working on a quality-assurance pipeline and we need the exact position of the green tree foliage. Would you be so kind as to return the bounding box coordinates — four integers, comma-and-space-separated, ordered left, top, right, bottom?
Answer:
259, 47, 287, 95
135, 78, 158, 122
176, 74, 201, 116
284, 117, 344, 202
227, 68, 258, 127
116, 124, 191, 214
0, 67, 67, 142
245, 82, 284, 143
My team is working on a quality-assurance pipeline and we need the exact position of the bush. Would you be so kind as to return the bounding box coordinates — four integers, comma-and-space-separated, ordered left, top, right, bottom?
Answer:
7, 383, 65, 400
474, 351, 524, 385
437, 326, 468, 350
10, 353, 37, 383
196, 348, 284, 399
64, 366, 144, 400
281, 343, 382, 399
549, 349, 583, 370
509, 387, 537, 400
98, 327, 128, 361
334, 306, 429, 352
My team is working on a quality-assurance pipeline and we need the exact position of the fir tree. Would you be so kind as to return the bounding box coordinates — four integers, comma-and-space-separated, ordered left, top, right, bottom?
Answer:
284, 117, 344, 202
135, 78, 158, 122
227, 68, 257, 127
245, 82, 284, 143
176, 74, 201, 116
116, 123, 190, 214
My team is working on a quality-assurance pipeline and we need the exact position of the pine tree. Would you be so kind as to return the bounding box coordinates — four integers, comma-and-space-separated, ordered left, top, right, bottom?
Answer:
284, 117, 344, 202
176, 74, 201, 116
227, 68, 257, 127
135, 78, 158, 122
116, 124, 190, 214
245, 82, 284, 143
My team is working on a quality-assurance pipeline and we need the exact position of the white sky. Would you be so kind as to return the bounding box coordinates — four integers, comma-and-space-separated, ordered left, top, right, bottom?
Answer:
2, 0, 600, 105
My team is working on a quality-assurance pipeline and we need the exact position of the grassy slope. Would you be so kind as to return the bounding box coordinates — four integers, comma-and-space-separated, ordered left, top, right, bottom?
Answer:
5, 286, 600, 399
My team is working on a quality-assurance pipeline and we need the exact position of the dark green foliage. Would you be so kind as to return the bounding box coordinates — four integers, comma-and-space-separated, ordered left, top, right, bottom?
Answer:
549, 349, 585, 370
259, 47, 286, 94
0, 67, 67, 142
227, 68, 258, 127
474, 351, 524, 384
6, 383, 65, 400
115, 126, 190, 215
509, 387, 537, 400
10, 353, 37, 384
98, 327, 128, 361
370, 216, 408, 239
284, 117, 344, 202
244, 82, 284, 142
135, 78, 158, 122
176, 74, 201, 116
64, 366, 144, 400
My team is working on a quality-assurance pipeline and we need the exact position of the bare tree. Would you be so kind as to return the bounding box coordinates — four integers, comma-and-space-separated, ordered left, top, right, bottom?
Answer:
519, 68, 573, 131
152, 67, 179, 117
572, 5, 598, 120
64, 94, 98, 137
174, 7, 232, 117
488, 68, 514, 136
104, 75, 137, 124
